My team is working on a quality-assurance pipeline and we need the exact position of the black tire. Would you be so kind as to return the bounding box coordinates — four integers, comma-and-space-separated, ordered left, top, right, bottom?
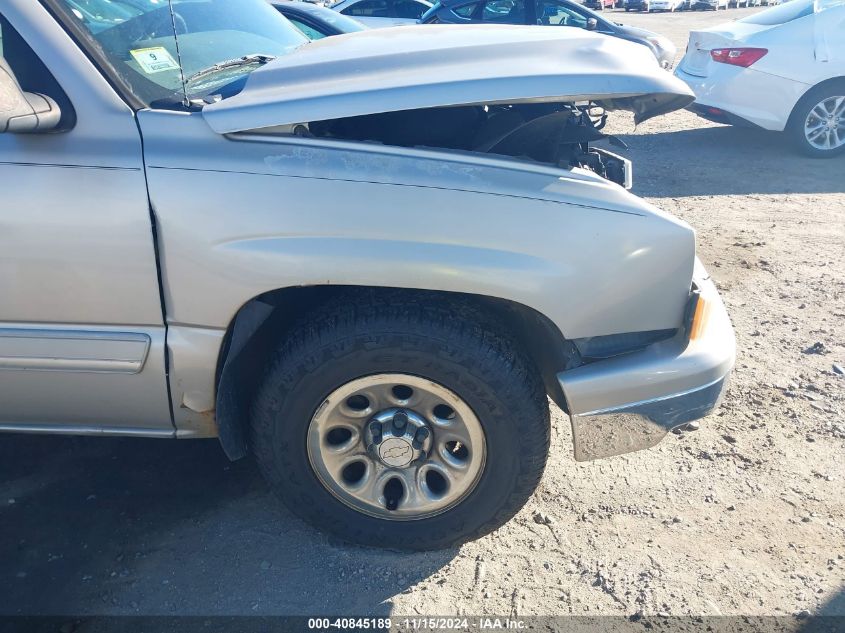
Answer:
250, 291, 550, 550
786, 81, 845, 158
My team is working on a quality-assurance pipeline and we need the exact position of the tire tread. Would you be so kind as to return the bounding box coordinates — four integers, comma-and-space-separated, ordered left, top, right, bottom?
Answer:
249, 290, 550, 549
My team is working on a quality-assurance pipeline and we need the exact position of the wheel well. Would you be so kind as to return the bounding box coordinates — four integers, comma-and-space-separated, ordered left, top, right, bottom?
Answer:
214, 286, 579, 460
789, 76, 845, 125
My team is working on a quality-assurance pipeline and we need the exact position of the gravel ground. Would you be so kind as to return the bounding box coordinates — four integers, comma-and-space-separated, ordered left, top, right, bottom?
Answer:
1, 7, 843, 621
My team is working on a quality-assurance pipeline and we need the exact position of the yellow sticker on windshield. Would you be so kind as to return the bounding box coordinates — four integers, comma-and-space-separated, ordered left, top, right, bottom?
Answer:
130, 47, 179, 74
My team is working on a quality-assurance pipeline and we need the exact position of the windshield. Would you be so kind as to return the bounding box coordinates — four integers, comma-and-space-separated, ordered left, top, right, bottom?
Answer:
49, 0, 308, 107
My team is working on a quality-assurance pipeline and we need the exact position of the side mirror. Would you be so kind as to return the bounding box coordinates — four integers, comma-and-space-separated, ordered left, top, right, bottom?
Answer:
586, 17, 598, 30
0, 59, 61, 134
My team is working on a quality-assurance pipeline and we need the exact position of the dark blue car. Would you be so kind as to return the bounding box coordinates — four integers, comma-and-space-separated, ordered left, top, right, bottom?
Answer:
420, 0, 676, 68
272, 1, 367, 38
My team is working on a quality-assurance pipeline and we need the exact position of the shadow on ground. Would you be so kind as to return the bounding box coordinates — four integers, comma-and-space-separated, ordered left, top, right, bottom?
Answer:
0, 435, 454, 616
816, 587, 845, 616
797, 587, 845, 633
603, 125, 845, 198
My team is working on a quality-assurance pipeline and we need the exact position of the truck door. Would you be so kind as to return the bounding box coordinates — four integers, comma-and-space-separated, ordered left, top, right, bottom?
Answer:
0, 4, 172, 435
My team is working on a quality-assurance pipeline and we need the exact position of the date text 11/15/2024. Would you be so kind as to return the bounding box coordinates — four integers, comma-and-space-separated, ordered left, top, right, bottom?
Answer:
307, 618, 526, 630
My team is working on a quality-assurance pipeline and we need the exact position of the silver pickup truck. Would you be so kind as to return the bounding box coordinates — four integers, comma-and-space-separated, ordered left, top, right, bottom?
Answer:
0, 0, 734, 549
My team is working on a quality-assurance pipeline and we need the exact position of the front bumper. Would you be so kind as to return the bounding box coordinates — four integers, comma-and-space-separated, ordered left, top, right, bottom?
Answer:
557, 261, 735, 461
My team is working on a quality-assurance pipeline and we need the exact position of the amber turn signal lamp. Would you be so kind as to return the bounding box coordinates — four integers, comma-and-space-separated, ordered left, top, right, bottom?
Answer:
689, 296, 711, 341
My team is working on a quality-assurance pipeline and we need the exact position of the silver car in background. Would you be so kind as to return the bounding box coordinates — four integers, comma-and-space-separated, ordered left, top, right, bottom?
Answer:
329, 0, 432, 26
1, 0, 733, 549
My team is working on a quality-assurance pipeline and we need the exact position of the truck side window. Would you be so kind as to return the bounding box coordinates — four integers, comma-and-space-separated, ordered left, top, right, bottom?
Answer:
0, 14, 76, 129
393, 0, 430, 19
453, 3, 480, 18
287, 18, 328, 41
481, 0, 525, 23
343, 0, 391, 17
534, 0, 587, 27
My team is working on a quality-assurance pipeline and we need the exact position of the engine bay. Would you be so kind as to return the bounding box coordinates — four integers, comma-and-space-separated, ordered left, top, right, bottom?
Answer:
293, 103, 632, 189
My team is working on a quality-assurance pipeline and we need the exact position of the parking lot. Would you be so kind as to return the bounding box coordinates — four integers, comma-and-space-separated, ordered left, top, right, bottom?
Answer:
1, 7, 843, 621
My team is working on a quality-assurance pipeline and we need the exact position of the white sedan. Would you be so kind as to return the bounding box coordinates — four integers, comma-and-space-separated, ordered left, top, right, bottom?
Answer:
675, 0, 845, 157
648, 0, 687, 11
330, 0, 432, 26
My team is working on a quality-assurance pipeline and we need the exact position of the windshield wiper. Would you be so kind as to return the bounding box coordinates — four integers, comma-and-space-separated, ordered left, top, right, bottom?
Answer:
185, 54, 276, 86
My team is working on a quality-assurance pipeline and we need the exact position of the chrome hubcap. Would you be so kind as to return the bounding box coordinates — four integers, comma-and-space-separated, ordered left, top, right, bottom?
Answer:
804, 95, 845, 150
307, 374, 486, 520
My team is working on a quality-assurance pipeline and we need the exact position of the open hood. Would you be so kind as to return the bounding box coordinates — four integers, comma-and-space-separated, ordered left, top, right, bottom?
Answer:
203, 24, 694, 134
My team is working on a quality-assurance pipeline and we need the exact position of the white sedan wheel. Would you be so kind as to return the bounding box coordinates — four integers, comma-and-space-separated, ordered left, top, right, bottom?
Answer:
804, 95, 845, 152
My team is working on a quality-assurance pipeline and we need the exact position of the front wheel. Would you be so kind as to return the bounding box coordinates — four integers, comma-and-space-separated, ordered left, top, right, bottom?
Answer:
250, 293, 550, 550
787, 83, 845, 158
